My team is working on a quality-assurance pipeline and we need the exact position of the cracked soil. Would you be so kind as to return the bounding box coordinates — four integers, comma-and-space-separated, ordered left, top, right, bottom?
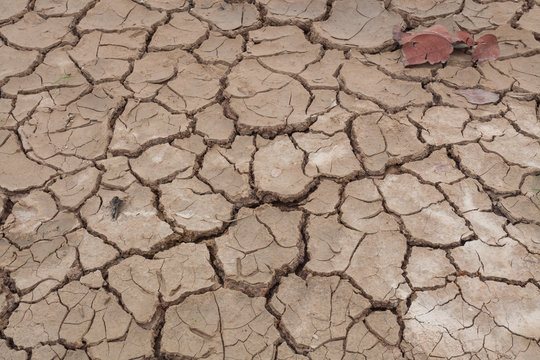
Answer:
0, 0, 539, 359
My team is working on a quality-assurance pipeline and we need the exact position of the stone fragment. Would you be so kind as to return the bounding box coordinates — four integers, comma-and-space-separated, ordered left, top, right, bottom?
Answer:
225, 60, 311, 135
391, 0, 463, 22
110, 100, 190, 154
0, 130, 56, 191
452, 143, 532, 193
377, 174, 444, 215
155, 63, 225, 112
0, 13, 75, 50
253, 135, 314, 200
159, 177, 233, 236
66, 229, 118, 271
69, 30, 146, 82
199, 136, 255, 203
80, 184, 173, 252
129, 143, 196, 184
215, 205, 302, 295
301, 180, 340, 215
150, 12, 208, 51
346, 231, 410, 303
270, 275, 370, 350
194, 32, 244, 64
192, 0, 260, 32
340, 61, 432, 110
125, 49, 196, 99
312, 0, 404, 51
49, 167, 100, 209
0, 43, 38, 84
407, 247, 454, 288
77, 0, 166, 32
403, 202, 473, 246
97, 156, 137, 190
35, 0, 92, 16
108, 243, 218, 323
352, 112, 427, 174
258, 0, 327, 24
403, 149, 465, 184
195, 103, 235, 143
246, 25, 322, 74
340, 178, 400, 233
161, 288, 279, 358
305, 215, 363, 273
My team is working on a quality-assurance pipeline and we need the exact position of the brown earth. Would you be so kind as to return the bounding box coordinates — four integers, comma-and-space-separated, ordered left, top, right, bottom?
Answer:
0, 0, 539, 359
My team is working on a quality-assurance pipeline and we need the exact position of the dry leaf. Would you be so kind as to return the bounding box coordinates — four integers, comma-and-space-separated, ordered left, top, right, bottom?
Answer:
394, 25, 466, 66
472, 34, 500, 63
455, 88, 499, 104
454, 30, 474, 47
400, 34, 453, 66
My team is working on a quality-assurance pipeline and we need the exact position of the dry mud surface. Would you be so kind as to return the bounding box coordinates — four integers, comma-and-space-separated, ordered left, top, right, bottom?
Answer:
0, 0, 540, 359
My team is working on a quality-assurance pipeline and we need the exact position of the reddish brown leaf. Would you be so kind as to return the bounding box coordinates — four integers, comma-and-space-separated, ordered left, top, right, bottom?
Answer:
455, 88, 499, 104
455, 31, 474, 46
401, 34, 454, 66
394, 25, 475, 66
423, 24, 456, 43
472, 34, 500, 63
